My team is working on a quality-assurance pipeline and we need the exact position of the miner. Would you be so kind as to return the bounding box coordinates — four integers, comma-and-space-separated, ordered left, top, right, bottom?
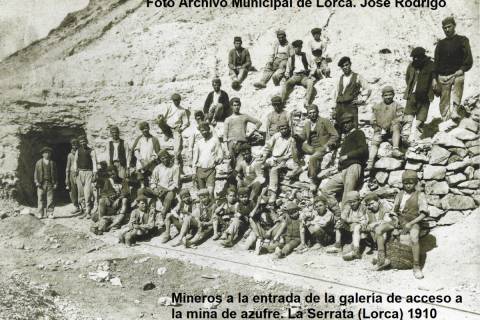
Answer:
228, 37, 252, 90
34, 146, 57, 219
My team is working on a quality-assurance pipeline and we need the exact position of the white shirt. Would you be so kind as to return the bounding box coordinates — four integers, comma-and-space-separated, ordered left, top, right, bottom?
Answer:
192, 135, 223, 169
212, 91, 221, 104
161, 103, 189, 130
109, 140, 130, 166
293, 55, 307, 73
134, 136, 156, 169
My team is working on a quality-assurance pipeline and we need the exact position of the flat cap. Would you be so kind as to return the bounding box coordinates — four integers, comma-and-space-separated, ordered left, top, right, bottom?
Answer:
311, 27, 322, 35
292, 40, 303, 48
109, 125, 119, 132
276, 29, 286, 36
138, 121, 149, 130
364, 192, 379, 203
234, 36, 242, 42
340, 112, 354, 123
283, 201, 299, 212
238, 187, 250, 196
307, 104, 319, 111
135, 194, 149, 202
157, 149, 171, 158
442, 16, 455, 26
271, 95, 282, 104
40, 146, 53, 154
230, 97, 241, 105
314, 194, 328, 204
171, 93, 181, 101
179, 189, 191, 197
338, 56, 351, 67
381, 86, 395, 94
198, 188, 210, 196
212, 78, 221, 84
402, 170, 418, 182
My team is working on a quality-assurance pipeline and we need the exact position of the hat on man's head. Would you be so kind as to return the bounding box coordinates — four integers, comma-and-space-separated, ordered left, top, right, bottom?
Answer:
194, 110, 205, 118
283, 201, 299, 212
234, 36, 242, 42
157, 149, 171, 159
344, 191, 360, 203
442, 16, 455, 26
138, 121, 149, 130
364, 192, 379, 203
197, 122, 211, 131
135, 194, 149, 203
338, 56, 351, 67
238, 187, 250, 196
70, 138, 79, 146
292, 40, 303, 48
381, 86, 395, 95
230, 97, 241, 105
171, 93, 181, 101
402, 170, 418, 182
78, 135, 88, 142
312, 49, 323, 57
212, 78, 221, 85
276, 29, 286, 36
410, 47, 426, 58
238, 142, 251, 153
340, 112, 354, 124
40, 146, 53, 154
314, 194, 328, 204
110, 125, 119, 133
198, 189, 210, 196
311, 27, 322, 35
271, 95, 282, 104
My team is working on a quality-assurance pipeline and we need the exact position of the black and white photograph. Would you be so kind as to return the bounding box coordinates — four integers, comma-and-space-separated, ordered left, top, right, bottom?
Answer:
0, 0, 478, 319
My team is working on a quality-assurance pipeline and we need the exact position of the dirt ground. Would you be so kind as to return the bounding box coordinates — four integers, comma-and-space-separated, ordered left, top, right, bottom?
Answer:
0, 201, 479, 320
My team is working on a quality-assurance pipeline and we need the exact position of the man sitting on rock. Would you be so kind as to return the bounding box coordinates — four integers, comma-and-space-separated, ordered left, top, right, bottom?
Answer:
374, 170, 428, 279
307, 27, 330, 78
91, 165, 129, 235
254, 30, 293, 89
281, 40, 316, 107
160, 189, 193, 243
203, 78, 230, 125
301, 104, 338, 191
265, 95, 290, 141
366, 86, 405, 172
228, 37, 252, 90
260, 121, 302, 204
298, 194, 334, 251
321, 113, 369, 215
119, 194, 156, 246
234, 143, 265, 202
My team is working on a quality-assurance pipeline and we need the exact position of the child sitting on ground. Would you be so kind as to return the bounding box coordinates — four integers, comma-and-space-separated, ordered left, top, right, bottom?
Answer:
221, 187, 253, 247
212, 186, 237, 241
298, 194, 334, 250
160, 189, 193, 243
119, 194, 156, 246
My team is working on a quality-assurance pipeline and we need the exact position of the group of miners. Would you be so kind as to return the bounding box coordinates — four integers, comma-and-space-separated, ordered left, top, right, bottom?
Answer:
33, 17, 473, 280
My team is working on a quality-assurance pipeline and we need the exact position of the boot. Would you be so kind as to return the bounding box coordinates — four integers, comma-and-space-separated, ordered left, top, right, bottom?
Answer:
375, 251, 391, 271
159, 232, 171, 244
342, 247, 361, 261
274, 246, 284, 259
212, 233, 221, 241
326, 242, 342, 254
413, 265, 424, 279
391, 148, 404, 159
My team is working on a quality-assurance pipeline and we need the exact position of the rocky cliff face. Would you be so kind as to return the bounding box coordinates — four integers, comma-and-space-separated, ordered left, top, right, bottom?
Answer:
0, 0, 478, 209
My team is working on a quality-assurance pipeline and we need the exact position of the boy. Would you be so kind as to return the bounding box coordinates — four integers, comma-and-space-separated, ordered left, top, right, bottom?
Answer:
221, 187, 253, 247
234, 143, 265, 202
228, 37, 252, 90
212, 186, 237, 241
306, 27, 330, 78
367, 86, 405, 171
173, 189, 216, 248
246, 192, 279, 254
298, 194, 334, 250
34, 146, 57, 219
374, 170, 428, 279
119, 194, 156, 246
160, 189, 194, 243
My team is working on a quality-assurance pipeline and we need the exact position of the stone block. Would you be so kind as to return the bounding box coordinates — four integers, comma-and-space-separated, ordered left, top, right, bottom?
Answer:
441, 194, 476, 210
439, 210, 465, 225
374, 157, 403, 171
375, 171, 389, 185
433, 132, 465, 148
446, 173, 467, 186
387, 170, 404, 188
405, 151, 428, 163
457, 180, 480, 189
459, 118, 479, 133
428, 206, 444, 219
405, 162, 423, 171
447, 160, 471, 171
423, 165, 446, 180
428, 146, 450, 165
425, 181, 449, 195
449, 127, 479, 141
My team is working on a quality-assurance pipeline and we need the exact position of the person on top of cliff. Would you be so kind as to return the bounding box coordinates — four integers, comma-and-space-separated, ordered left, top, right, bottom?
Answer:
157, 93, 189, 164
307, 27, 330, 78
228, 37, 252, 91
320, 112, 368, 217
281, 40, 316, 108
403, 47, 436, 144
366, 86, 405, 172
434, 16, 473, 121
254, 30, 293, 89
332, 56, 371, 128
203, 78, 230, 125
34, 146, 57, 219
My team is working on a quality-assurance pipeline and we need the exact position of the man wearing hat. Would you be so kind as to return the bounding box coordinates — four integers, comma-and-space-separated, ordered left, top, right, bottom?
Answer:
321, 112, 368, 215
261, 121, 301, 204
403, 47, 436, 144
391, 169, 428, 279
301, 104, 338, 190
65, 138, 80, 213
107, 126, 130, 177
281, 39, 316, 107
265, 95, 290, 140
234, 143, 265, 202
203, 78, 230, 124
228, 36, 252, 90
131, 121, 160, 174
307, 27, 330, 78
298, 194, 334, 250
254, 30, 293, 89
367, 86, 405, 171
150, 149, 180, 222
332, 56, 371, 127
74, 135, 98, 219
157, 93, 190, 162
434, 17, 473, 120
34, 146, 57, 218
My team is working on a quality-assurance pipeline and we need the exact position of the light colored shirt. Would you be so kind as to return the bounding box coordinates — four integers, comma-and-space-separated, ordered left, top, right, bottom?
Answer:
332, 72, 371, 107
307, 38, 327, 56
263, 132, 295, 159
150, 163, 180, 191
161, 103, 189, 131
192, 135, 224, 169
224, 113, 262, 142
293, 54, 307, 73
134, 136, 157, 169
66, 152, 75, 174
108, 140, 130, 167
372, 101, 403, 130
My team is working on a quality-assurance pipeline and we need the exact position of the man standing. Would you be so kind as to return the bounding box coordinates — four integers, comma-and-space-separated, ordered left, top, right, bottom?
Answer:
228, 37, 252, 90
74, 136, 98, 219
132, 121, 161, 175
107, 126, 130, 176
34, 147, 57, 219
281, 40, 316, 107
403, 47, 436, 143
301, 104, 338, 189
434, 17, 473, 120
65, 138, 79, 214
223, 97, 262, 169
332, 56, 371, 127
192, 123, 224, 196
157, 93, 189, 162
254, 30, 293, 89
321, 113, 368, 215
203, 78, 230, 124
265, 95, 290, 141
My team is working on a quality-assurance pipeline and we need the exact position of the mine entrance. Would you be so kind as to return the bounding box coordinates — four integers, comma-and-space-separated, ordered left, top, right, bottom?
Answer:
17, 126, 86, 206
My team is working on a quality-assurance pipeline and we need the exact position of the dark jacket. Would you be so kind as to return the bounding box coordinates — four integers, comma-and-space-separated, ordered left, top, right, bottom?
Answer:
228, 47, 252, 70
404, 58, 435, 103
434, 34, 473, 76
34, 159, 57, 185
339, 129, 368, 171
336, 72, 360, 104
203, 90, 230, 120
108, 139, 127, 167
302, 117, 339, 150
